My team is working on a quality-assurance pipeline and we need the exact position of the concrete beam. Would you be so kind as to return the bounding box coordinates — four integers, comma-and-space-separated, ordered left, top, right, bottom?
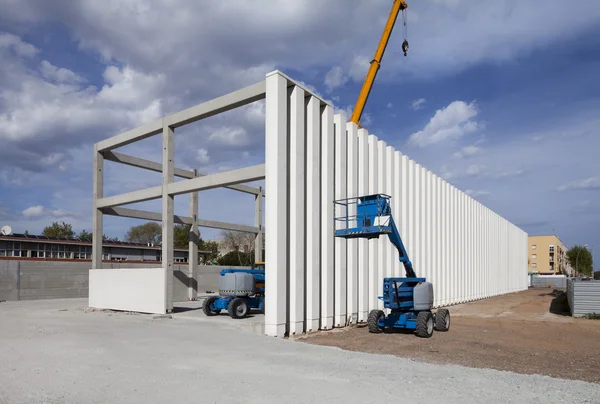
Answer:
97, 120, 163, 152
96, 186, 163, 209
167, 164, 265, 197
103, 151, 262, 196
101, 207, 261, 234
163, 81, 266, 128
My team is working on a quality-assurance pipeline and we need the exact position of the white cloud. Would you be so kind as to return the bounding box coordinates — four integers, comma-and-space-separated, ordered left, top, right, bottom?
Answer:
466, 164, 486, 176
408, 100, 479, 147
495, 169, 525, 179
465, 190, 490, 198
23, 205, 78, 219
39, 60, 84, 84
411, 98, 426, 110
453, 145, 482, 159
0, 32, 38, 57
387, 102, 393, 109
324, 66, 346, 93
558, 177, 600, 192
208, 127, 250, 147
196, 148, 210, 165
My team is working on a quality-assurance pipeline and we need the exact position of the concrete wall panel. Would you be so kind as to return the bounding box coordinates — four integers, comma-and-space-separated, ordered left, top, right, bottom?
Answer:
89, 268, 167, 314
346, 122, 359, 324
357, 129, 369, 322
334, 113, 347, 327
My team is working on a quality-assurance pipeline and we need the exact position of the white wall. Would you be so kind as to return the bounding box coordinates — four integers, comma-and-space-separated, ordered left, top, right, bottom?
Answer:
89, 268, 167, 314
264, 71, 529, 337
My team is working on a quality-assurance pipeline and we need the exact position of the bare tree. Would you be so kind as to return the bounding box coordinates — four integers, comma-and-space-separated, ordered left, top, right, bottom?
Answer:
220, 230, 255, 266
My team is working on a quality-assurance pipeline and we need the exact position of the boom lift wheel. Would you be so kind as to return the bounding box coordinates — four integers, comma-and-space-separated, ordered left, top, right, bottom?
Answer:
415, 311, 434, 338
435, 308, 450, 331
367, 309, 385, 333
228, 297, 248, 319
202, 296, 221, 316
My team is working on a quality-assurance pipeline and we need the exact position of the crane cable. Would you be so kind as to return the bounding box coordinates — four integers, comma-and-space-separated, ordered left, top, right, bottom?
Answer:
401, 8, 409, 56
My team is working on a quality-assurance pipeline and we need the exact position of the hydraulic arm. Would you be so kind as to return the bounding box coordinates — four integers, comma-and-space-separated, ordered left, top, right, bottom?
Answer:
350, 0, 408, 127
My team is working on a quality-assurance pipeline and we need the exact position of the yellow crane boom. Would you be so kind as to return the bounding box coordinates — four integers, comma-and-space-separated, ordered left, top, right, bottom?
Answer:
350, 0, 408, 127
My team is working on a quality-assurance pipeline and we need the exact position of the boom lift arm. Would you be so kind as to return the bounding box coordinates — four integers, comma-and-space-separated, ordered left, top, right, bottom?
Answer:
350, 0, 408, 127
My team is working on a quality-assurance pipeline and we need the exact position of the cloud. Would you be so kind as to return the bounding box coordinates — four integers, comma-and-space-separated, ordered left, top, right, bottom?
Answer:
196, 148, 210, 165
466, 164, 486, 176
39, 60, 85, 84
408, 101, 479, 147
387, 102, 393, 109
0, 32, 38, 57
23, 205, 78, 219
494, 169, 525, 179
558, 177, 600, 191
411, 98, 426, 110
324, 66, 346, 93
453, 145, 482, 159
465, 190, 490, 198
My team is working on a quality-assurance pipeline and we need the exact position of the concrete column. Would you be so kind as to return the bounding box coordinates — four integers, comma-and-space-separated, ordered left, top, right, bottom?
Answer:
376, 140, 386, 310
92, 144, 103, 269
333, 113, 347, 327
367, 134, 378, 311
162, 124, 175, 312
188, 169, 199, 301
400, 156, 409, 278
320, 104, 334, 330
357, 128, 369, 322
305, 96, 321, 332
407, 160, 416, 278
413, 164, 421, 281
393, 151, 401, 278
265, 72, 288, 337
254, 188, 263, 263
289, 85, 305, 336
385, 146, 394, 282
346, 121, 359, 325
425, 170, 432, 282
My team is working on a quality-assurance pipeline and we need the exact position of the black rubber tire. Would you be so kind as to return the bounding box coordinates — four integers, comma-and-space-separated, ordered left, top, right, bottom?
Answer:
202, 296, 220, 316
435, 308, 450, 331
228, 298, 248, 319
367, 309, 384, 333
415, 311, 434, 338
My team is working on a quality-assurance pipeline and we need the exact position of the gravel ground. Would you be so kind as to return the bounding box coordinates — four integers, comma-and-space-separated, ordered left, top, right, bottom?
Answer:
1, 297, 599, 404
302, 288, 600, 384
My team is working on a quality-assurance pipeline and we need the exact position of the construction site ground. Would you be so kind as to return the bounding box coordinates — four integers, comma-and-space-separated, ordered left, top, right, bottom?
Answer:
300, 287, 600, 384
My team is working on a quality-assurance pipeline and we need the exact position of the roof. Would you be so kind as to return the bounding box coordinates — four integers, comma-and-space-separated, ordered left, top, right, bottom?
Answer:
0, 233, 210, 253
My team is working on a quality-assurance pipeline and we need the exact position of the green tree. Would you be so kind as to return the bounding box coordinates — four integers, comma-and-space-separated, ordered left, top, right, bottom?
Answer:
219, 230, 255, 266
594, 271, 600, 281
217, 250, 254, 266
199, 240, 220, 264
42, 221, 75, 238
78, 230, 93, 240
125, 222, 162, 244
174, 224, 198, 249
566, 245, 593, 277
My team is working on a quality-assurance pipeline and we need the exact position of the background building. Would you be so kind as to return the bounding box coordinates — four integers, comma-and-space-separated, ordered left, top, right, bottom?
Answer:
0, 233, 209, 264
528, 235, 567, 275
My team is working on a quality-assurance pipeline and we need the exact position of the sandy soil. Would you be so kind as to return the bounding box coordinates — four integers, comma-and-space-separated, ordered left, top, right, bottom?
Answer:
300, 288, 600, 384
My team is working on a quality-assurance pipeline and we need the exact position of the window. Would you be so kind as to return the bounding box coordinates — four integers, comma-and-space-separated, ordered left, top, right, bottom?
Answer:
532, 263, 537, 268
532, 245, 537, 250
531, 254, 537, 259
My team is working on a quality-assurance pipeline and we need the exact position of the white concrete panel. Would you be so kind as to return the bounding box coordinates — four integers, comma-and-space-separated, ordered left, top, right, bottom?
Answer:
419, 166, 426, 280
288, 85, 305, 336
376, 140, 387, 310
386, 146, 395, 282
357, 129, 369, 322
89, 268, 167, 314
320, 104, 335, 330
393, 151, 402, 278
400, 156, 409, 279
334, 113, 347, 327
433, 175, 440, 306
425, 170, 432, 283
265, 72, 288, 337
413, 164, 421, 279
305, 96, 321, 333
367, 135, 379, 310
346, 122, 359, 324
407, 160, 415, 274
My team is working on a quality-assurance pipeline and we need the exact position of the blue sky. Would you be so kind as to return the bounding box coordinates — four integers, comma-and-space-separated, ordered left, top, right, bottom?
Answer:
0, 0, 599, 264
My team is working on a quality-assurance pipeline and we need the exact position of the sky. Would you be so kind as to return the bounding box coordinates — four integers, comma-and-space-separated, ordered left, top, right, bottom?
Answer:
0, 0, 599, 263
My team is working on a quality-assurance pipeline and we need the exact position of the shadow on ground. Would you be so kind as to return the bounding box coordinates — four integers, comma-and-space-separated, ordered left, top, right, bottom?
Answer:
544, 290, 571, 316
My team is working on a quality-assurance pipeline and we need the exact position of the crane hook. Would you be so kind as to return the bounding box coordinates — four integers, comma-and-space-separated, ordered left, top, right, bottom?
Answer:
402, 40, 409, 56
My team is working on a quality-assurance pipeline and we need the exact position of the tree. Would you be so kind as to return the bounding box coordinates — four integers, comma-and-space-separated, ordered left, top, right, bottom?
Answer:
566, 245, 593, 277
174, 224, 199, 249
125, 222, 162, 244
594, 271, 600, 281
217, 250, 253, 266
200, 240, 220, 264
220, 230, 256, 266
78, 230, 93, 240
42, 221, 74, 238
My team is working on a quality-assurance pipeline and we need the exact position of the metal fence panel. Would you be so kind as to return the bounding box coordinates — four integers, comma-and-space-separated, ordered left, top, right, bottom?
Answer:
568, 279, 600, 316
531, 275, 567, 289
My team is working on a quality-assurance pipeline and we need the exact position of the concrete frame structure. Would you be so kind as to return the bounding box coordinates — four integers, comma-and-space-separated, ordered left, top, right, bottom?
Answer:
92, 80, 268, 312
91, 70, 528, 332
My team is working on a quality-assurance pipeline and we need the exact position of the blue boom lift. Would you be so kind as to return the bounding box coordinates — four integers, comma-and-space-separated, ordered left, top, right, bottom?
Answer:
202, 262, 265, 319
334, 194, 450, 337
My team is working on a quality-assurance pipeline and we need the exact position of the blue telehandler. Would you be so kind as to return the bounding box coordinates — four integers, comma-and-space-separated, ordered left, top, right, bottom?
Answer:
334, 193, 450, 337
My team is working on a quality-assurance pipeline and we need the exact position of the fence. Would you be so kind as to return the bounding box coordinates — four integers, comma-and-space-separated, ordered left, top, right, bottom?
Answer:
264, 71, 529, 337
0, 260, 246, 302
567, 278, 600, 317
531, 275, 567, 289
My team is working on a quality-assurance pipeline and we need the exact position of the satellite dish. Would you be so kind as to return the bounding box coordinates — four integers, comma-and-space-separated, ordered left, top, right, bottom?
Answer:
1, 225, 13, 236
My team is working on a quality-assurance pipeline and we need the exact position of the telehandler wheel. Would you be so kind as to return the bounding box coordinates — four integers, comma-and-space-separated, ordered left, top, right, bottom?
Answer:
415, 311, 434, 338
367, 309, 384, 333
202, 296, 221, 316
435, 308, 450, 331
228, 298, 248, 319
